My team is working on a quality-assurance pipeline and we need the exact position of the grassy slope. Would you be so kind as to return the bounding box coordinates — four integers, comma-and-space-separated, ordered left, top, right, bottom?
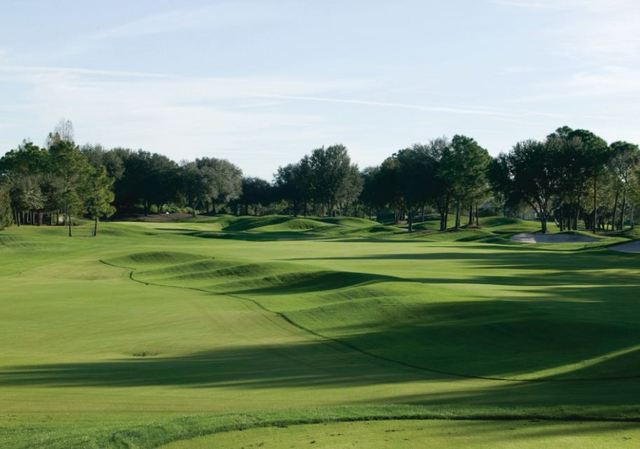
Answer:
1, 216, 639, 448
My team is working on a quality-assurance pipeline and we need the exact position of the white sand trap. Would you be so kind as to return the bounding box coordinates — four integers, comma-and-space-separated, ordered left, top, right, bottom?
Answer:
511, 232, 598, 244
609, 240, 640, 253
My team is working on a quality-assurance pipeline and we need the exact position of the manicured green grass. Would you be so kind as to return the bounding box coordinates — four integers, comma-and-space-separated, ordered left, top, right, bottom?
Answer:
161, 419, 640, 449
1, 216, 639, 448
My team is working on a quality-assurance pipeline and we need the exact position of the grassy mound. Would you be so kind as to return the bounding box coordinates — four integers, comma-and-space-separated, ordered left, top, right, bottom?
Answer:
221, 215, 292, 232
252, 217, 331, 232
142, 214, 576, 243
106, 242, 640, 382
182, 215, 405, 240
316, 216, 379, 227
112, 251, 209, 266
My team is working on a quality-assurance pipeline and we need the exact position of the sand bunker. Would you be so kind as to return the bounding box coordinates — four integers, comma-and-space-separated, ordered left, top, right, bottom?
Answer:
511, 233, 598, 244
609, 240, 640, 253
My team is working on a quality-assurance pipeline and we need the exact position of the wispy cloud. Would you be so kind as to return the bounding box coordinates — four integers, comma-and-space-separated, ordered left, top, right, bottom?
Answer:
0, 65, 172, 79
93, 1, 284, 40
257, 94, 509, 117
259, 94, 564, 120
0, 65, 367, 173
2, 64, 558, 120
496, 0, 640, 60
492, 0, 570, 10
511, 65, 640, 105
494, 0, 635, 11
0, 64, 564, 175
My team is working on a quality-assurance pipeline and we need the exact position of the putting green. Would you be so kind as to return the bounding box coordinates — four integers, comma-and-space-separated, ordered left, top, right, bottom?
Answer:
1, 216, 639, 448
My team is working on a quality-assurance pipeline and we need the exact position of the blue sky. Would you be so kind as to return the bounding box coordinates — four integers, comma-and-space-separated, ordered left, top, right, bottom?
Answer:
1, 0, 639, 178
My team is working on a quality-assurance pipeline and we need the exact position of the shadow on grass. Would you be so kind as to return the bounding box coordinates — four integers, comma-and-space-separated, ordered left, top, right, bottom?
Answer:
287, 247, 640, 272
151, 226, 404, 242
0, 339, 430, 389
118, 247, 640, 383
5, 240, 640, 416
2, 315, 640, 413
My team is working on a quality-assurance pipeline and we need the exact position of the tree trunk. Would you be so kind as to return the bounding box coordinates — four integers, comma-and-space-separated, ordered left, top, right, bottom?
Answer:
592, 177, 598, 233
467, 205, 473, 226
93, 217, 98, 237
441, 196, 449, 231
611, 190, 619, 231
558, 207, 564, 232
541, 215, 548, 234
620, 189, 627, 230
454, 202, 461, 230
407, 209, 413, 233
67, 213, 72, 237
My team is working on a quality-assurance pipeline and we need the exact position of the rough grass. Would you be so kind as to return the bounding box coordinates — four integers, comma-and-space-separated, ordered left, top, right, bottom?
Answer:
1, 216, 640, 448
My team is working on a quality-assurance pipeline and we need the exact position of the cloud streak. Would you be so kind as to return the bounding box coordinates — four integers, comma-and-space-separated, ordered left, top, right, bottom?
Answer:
496, 0, 640, 60
0, 63, 563, 176
259, 94, 564, 120
93, 1, 285, 40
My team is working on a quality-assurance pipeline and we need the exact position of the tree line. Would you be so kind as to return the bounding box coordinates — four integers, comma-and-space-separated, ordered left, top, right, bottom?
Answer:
1, 121, 639, 235
490, 127, 640, 233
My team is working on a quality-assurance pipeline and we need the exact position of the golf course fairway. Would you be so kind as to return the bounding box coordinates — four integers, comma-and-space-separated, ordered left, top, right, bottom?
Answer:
1, 216, 639, 448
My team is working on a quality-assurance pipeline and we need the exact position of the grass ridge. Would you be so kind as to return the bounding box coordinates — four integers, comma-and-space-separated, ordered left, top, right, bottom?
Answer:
99, 258, 640, 383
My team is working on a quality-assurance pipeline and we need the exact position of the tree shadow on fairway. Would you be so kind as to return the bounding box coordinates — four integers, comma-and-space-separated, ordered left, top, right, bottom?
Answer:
221, 270, 402, 295
0, 339, 434, 389
6, 243, 640, 416
2, 316, 640, 414
2, 296, 640, 416
287, 247, 640, 272
324, 295, 640, 381
116, 247, 640, 384
382, 366, 640, 414
206, 250, 640, 383
3, 283, 640, 389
